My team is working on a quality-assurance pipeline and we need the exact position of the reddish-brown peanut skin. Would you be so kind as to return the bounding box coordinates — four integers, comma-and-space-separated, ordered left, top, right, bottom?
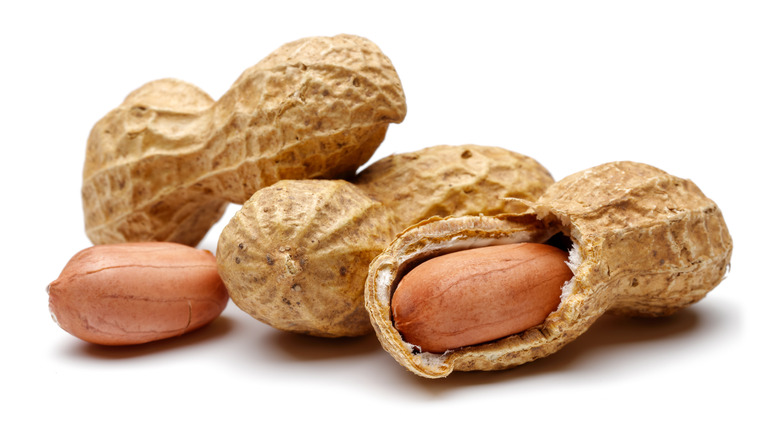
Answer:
48, 242, 228, 346
391, 243, 572, 353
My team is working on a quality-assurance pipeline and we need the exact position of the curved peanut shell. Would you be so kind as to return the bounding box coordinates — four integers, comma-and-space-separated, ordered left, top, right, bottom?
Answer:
354, 145, 554, 233
217, 179, 399, 337
83, 34, 406, 246
365, 161, 732, 378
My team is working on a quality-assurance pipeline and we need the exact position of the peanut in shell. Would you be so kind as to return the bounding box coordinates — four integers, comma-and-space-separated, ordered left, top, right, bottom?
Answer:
217, 179, 399, 337
365, 161, 732, 378
353, 145, 554, 233
82, 34, 406, 246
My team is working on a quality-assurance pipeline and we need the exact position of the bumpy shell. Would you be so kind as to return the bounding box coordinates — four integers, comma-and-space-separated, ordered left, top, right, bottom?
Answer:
365, 161, 732, 378
353, 145, 554, 233
217, 179, 399, 337
83, 34, 407, 246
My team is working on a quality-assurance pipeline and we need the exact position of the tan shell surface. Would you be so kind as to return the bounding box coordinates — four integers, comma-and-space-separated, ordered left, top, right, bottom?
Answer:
217, 179, 399, 337
365, 161, 732, 378
533, 161, 732, 317
353, 145, 554, 233
83, 34, 407, 246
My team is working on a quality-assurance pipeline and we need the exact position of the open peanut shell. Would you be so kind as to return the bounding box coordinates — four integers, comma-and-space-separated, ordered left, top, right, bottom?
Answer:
364, 161, 733, 378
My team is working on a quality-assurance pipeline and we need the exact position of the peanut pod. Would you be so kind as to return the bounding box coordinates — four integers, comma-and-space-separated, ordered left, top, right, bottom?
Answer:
216, 179, 399, 337
83, 34, 406, 246
365, 161, 732, 378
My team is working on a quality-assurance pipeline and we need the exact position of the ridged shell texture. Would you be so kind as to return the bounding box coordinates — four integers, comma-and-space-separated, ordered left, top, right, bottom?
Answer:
365, 161, 732, 378
354, 145, 554, 233
217, 179, 399, 337
83, 34, 406, 246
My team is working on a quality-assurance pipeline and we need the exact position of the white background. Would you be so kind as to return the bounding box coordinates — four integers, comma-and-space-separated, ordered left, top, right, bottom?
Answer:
2, 1, 777, 436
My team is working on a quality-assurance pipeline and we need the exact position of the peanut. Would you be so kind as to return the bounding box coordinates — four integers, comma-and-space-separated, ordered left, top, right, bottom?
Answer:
48, 242, 228, 345
82, 34, 406, 246
391, 243, 572, 353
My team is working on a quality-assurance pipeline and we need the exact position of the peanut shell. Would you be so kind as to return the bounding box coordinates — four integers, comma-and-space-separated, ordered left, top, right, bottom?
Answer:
365, 161, 732, 378
217, 179, 399, 337
83, 34, 406, 246
354, 145, 554, 233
